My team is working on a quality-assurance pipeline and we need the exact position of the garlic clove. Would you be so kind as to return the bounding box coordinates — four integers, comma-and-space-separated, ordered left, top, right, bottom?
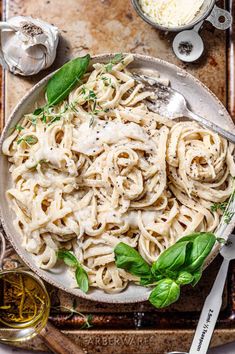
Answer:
0, 16, 59, 76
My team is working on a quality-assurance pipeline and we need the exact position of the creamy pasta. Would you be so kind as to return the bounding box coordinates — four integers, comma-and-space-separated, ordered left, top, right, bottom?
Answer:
3, 54, 235, 293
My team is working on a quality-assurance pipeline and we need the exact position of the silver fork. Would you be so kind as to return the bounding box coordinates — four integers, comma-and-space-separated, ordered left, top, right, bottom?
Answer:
133, 74, 235, 144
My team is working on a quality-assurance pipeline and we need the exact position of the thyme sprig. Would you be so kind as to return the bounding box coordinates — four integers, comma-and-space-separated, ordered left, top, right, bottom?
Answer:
211, 201, 228, 213
223, 185, 235, 224
80, 87, 107, 127
17, 135, 38, 145
48, 116, 61, 125
15, 124, 24, 132
104, 53, 124, 73
89, 115, 95, 128
211, 180, 235, 225
51, 299, 93, 329
101, 76, 115, 88
224, 211, 235, 224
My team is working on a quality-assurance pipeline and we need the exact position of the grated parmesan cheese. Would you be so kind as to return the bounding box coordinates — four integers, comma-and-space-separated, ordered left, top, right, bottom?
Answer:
139, 0, 205, 27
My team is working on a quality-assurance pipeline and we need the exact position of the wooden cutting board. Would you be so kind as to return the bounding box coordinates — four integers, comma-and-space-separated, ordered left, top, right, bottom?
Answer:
1, 0, 235, 353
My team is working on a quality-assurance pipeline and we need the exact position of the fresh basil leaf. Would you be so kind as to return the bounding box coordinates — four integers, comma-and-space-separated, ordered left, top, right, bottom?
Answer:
149, 279, 180, 309
140, 273, 162, 286
151, 241, 189, 277
176, 271, 194, 285
183, 233, 216, 273
46, 54, 90, 107
176, 232, 203, 244
191, 270, 202, 287
114, 242, 151, 278
75, 265, 89, 293
162, 270, 179, 279
57, 250, 78, 268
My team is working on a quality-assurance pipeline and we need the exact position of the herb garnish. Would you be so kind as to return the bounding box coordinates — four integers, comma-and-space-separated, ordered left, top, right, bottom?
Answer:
41, 112, 47, 123
48, 116, 61, 125
70, 102, 79, 113
211, 201, 228, 213
224, 211, 234, 224
101, 76, 113, 87
211, 184, 235, 225
17, 135, 38, 145
51, 299, 93, 329
105, 63, 114, 73
89, 115, 95, 128
216, 237, 227, 245
87, 90, 97, 101
57, 250, 89, 293
35, 55, 90, 113
15, 124, 24, 132
81, 86, 86, 95
114, 232, 216, 309
80, 314, 93, 329
28, 116, 38, 125
105, 53, 124, 73
223, 188, 235, 224
25, 55, 114, 131
46, 55, 90, 107
81, 87, 104, 126
33, 107, 44, 116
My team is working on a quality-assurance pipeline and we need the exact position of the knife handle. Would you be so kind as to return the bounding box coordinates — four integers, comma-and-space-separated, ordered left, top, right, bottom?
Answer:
39, 321, 84, 354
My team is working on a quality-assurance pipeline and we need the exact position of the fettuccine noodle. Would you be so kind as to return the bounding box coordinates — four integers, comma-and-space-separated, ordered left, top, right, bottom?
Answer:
3, 54, 235, 293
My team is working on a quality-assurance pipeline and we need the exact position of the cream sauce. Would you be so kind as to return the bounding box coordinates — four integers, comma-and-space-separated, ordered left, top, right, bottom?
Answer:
72, 119, 148, 156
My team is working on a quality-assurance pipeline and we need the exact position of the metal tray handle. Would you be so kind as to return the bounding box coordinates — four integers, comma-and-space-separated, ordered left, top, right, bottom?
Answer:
206, 4, 233, 30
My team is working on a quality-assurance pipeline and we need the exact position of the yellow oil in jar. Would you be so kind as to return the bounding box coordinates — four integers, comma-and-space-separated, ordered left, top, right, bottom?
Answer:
0, 270, 50, 342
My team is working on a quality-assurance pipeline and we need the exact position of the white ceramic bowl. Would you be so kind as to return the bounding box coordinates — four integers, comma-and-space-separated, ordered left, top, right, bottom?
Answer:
131, 0, 215, 32
1, 53, 235, 304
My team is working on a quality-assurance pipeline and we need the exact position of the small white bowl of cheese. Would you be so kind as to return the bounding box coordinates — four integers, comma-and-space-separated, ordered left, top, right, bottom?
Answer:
132, 0, 215, 31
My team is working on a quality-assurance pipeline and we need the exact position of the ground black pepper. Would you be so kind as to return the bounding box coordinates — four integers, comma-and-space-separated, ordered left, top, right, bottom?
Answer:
178, 41, 193, 56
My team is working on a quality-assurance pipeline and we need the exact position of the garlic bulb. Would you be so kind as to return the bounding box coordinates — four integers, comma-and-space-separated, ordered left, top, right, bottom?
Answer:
0, 16, 59, 76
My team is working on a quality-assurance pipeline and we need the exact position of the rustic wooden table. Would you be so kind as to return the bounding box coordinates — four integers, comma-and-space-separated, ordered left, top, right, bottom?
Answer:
1, 0, 235, 353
